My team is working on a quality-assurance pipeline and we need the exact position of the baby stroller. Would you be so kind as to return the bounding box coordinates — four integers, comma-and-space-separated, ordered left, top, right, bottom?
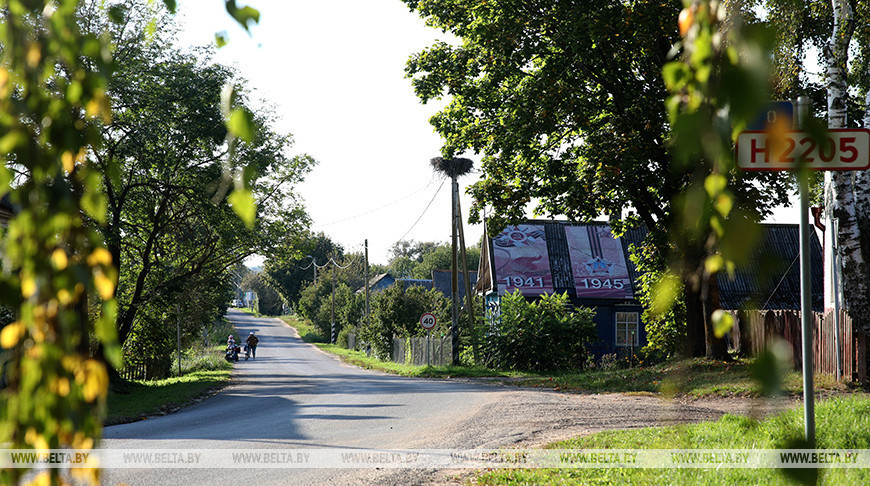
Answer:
244, 345, 251, 361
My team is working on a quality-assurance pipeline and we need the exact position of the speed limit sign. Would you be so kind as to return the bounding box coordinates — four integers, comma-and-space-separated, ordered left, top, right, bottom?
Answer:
420, 312, 437, 330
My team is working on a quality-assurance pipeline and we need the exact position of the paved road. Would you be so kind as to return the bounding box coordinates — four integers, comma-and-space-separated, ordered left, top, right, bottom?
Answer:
99, 310, 751, 485
101, 310, 507, 485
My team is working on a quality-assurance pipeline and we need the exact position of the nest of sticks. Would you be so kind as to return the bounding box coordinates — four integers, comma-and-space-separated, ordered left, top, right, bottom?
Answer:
430, 157, 473, 178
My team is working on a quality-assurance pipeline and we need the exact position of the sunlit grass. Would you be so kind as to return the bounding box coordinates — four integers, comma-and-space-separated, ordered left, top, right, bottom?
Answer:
476, 395, 870, 485
106, 368, 231, 425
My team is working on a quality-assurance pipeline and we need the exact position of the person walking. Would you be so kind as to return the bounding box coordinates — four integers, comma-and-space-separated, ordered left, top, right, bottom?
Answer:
246, 332, 259, 360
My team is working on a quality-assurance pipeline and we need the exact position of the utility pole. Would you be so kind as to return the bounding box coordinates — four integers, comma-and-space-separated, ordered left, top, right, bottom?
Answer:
451, 175, 460, 365
176, 304, 182, 376
331, 264, 336, 344
455, 191, 479, 362
365, 239, 370, 330
431, 156, 474, 366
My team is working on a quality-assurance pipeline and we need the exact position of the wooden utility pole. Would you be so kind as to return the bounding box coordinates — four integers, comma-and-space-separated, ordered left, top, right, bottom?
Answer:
451, 176, 460, 365
455, 192, 479, 362
365, 239, 370, 329
330, 264, 336, 344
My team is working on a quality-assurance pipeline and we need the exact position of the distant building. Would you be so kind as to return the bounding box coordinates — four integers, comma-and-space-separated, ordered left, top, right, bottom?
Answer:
476, 220, 823, 357
361, 273, 433, 295
431, 269, 478, 303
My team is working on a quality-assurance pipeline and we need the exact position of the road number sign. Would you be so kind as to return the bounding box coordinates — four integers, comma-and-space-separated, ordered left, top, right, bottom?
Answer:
737, 129, 870, 171
420, 313, 437, 330
746, 101, 794, 130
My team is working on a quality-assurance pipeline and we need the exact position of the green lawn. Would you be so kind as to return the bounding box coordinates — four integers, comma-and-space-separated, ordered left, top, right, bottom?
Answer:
475, 395, 870, 485
282, 313, 856, 398
106, 368, 231, 425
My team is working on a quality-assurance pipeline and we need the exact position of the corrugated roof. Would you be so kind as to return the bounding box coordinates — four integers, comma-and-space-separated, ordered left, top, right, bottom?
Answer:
432, 269, 478, 301
716, 224, 823, 311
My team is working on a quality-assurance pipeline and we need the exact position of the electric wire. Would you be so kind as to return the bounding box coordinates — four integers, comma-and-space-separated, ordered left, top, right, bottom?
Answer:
394, 176, 447, 244
311, 178, 438, 229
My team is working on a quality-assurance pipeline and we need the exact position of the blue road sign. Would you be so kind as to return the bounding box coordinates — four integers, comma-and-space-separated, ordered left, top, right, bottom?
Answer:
747, 101, 795, 130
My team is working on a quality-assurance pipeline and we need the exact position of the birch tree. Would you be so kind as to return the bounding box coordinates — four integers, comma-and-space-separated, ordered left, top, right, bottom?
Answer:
826, 0, 870, 335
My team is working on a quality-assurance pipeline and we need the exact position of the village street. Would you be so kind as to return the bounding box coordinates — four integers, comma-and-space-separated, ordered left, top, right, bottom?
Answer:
100, 310, 789, 485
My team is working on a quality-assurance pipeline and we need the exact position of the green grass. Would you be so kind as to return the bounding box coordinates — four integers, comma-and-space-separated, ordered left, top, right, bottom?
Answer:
106, 319, 236, 425
106, 367, 231, 425
475, 395, 870, 485
513, 359, 854, 397
284, 313, 857, 398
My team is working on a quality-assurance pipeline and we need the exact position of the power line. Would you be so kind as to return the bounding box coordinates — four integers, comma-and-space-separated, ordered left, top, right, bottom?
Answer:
394, 177, 447, 244
311, 178, 438, 229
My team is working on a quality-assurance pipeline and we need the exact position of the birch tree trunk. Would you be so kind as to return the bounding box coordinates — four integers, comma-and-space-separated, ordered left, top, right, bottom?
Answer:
827, 0, 870, 333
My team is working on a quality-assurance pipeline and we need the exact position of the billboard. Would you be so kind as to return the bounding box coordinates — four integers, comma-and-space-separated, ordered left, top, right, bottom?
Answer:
565, 225, 633, 299
492, 225, 553, 296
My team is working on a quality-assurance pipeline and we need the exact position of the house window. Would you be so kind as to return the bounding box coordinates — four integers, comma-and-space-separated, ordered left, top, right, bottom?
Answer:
615, 311, 639, 347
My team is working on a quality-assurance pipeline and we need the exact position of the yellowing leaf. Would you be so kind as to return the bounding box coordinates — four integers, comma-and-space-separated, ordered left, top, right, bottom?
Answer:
21, 276, 36, 298
705, 254, 724, 274
61, 151, 75, 173
1, 321, 23, 348
704, 173, 727, 197
77, 359, 108, 402
711, 309, 734, 338
87, 247, 112, 267
93, 270, 115, 300
714, 193, 733, 217
51, 248, 69, 270
650, 273, 682, 317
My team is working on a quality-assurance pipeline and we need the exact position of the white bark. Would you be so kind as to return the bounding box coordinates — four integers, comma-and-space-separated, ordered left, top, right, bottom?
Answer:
827, 0, 870, 332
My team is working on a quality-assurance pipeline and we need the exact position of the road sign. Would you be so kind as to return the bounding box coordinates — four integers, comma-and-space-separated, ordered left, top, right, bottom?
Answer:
420, 312, 437, 330
747, 101, 794, 130
736, 129, 870, 171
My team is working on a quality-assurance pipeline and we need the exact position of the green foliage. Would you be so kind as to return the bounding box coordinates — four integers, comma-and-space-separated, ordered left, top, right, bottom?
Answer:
629, 233, 686, 357
387, 239, 480, 280
0, 0, 121, 482
240, 271, 283, 316
263, 233, 343, 308
360, 282, 451, 360
88, 1, 312, 362
298, 278, 363, 341
481, 291, 597, 372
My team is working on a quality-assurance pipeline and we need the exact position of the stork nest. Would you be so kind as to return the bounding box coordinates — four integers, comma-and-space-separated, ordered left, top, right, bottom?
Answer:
430, 157, 473, 178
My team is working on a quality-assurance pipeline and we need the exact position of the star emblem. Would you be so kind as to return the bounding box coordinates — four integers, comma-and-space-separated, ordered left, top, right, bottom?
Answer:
584, 256, 613, 273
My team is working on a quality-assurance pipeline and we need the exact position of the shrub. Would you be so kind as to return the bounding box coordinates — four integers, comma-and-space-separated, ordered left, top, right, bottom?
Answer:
359, 282, 450, 359
481, 291, 597, 372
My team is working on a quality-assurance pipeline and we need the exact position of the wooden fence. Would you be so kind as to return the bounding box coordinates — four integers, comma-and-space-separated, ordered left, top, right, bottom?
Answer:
120, 358, 165, 381
728, 309, 867, 382
392, 336, 452, 367
345, 333, 453, 366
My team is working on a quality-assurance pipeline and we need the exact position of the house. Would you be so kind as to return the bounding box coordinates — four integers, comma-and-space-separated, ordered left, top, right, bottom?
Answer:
476, 220, 824, 357
431, 269, 478, 303
362, 273, 433, 295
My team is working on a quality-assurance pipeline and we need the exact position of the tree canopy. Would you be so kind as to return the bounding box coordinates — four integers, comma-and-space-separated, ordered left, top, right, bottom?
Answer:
87, 2, 314, 352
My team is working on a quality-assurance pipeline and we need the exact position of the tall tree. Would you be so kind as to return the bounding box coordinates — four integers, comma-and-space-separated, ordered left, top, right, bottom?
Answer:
88, 3, 313, 351
404, 0, 790, 358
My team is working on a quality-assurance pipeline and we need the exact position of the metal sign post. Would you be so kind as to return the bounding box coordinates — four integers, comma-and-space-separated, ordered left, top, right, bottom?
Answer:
420, 313, 437, 367
795, 96, 815, 446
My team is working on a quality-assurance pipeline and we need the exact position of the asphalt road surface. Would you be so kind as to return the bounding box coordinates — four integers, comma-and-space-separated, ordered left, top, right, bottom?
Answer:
99, 309, 766, 485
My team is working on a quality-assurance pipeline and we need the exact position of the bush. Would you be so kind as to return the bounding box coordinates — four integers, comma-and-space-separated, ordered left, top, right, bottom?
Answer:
359, 282, 450, 360
481, 291, 597, 372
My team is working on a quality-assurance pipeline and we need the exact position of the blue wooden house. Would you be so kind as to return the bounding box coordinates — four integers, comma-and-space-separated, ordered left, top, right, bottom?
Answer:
476, 220, 823, 357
